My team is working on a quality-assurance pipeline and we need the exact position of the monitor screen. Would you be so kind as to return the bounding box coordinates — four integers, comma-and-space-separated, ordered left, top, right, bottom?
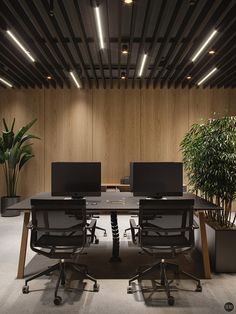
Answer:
130, 162, 183, 198
51, 162, 101, 198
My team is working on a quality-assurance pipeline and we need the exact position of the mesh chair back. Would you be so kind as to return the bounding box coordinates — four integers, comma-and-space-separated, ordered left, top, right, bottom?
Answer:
30, 199, 86, 258
139, 199, 194, 253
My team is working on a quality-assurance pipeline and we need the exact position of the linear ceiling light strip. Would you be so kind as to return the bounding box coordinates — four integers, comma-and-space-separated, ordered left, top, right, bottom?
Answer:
0, 77, 13, 87
70, 71, 81, 88
95, 6, 104, 49
138, 53, 147, 77
6, 30, 35, 63
192, 30, 217, 62
197, 67, 217, 85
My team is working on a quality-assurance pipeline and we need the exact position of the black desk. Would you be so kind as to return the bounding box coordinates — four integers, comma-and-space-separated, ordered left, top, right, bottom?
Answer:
8, 192, 220, 279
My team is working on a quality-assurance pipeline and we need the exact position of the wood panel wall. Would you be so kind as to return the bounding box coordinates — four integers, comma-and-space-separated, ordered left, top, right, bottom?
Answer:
0, 88, 236, 197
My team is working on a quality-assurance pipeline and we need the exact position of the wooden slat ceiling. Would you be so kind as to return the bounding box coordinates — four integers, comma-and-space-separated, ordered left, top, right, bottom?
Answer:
0, 0, 236, 89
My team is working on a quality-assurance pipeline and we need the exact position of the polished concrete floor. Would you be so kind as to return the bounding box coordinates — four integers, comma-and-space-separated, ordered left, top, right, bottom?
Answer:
0, 212, 236, 314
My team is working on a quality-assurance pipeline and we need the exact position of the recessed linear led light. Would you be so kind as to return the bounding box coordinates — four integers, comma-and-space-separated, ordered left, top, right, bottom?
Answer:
138, 53, 147, 77
186, 75, 192, 80
6, 30, 35, 62
0, 77, 13, 88
197, 67, 217, 86
191, 30, 217, 62
70, 71, 81, 88
94, 6, 104, 49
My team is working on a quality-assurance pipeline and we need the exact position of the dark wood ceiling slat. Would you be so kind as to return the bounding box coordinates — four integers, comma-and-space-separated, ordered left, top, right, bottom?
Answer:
0, 38, 44, 88
154, 4, 197, 88
173, 0, 234, 88
117, 1, 122, 89
40, 0, 85, 88
105, 0, 113, 88
132, 0, 153, 88
24, 0, 71, 87
0, 0, 235, 89
0, 53, 35, 88
57, 0, 90, 88
1, 0, 64, 88
184, 16, 236, 88
73, 0, 98, 88
0, 69, 23, 88
125, 2, 138, 88
147, 1, 183, 89
144, 0, 166, 88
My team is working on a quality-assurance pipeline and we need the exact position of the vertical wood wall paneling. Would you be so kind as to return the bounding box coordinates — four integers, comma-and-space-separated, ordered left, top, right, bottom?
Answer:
0, 89, 44, 198
140, 89, 189, 161
92, 89, 141, 183
0, 88, 236, 192
44, 89, 93, 191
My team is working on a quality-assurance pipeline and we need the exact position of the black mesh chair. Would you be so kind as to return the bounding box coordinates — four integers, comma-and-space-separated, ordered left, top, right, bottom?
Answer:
127, 199, 202, 306
22, 199, 99, 305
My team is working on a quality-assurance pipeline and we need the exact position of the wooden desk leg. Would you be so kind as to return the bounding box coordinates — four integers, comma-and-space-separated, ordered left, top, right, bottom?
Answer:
198, 211, 211, 279
17, 211, 30, 279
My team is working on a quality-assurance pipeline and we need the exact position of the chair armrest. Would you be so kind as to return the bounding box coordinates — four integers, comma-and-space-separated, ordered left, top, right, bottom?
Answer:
192, 220, 199, 229
86, 219, 96, 230
85, 219, 97, 243
130, 219, 140, 244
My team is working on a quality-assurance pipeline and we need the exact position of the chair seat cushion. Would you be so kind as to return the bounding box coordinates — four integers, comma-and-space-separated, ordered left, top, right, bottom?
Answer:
35, 234, 84, 248
141, 235, 190, 248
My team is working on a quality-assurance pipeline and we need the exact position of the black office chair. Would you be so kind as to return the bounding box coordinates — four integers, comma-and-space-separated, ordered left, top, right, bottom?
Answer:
127, 199, 202, 306
87, 214, 107, 244
22, 199, 99, 305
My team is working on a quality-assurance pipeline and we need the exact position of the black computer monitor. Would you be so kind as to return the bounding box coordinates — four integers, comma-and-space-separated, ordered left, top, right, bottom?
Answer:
130, 162, 183, 198
51, 162, 101, 198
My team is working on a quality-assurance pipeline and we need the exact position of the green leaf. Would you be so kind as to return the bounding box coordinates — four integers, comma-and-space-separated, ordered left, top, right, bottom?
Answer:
13, 118, 37, 145
2, 131, 14, 149
19, 153, 34, 171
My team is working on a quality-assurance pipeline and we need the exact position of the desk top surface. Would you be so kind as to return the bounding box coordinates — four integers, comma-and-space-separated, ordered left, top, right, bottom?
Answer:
7, 191, 221, 211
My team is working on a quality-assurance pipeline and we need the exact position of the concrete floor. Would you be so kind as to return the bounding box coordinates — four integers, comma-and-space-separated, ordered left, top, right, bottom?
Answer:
0, 213, 236, 314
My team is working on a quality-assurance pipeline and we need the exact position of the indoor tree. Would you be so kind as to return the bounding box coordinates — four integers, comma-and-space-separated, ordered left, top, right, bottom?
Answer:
180, 115, 236, 228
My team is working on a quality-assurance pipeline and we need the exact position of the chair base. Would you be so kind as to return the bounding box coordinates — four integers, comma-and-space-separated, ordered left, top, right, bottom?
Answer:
127, 259, 202, 306
22, 259, 99, 305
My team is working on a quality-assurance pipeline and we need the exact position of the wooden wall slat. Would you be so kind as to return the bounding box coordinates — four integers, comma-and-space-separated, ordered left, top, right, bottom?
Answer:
44, 89, 93, 191
92, 89, 141, 182
0, 87, 235, 196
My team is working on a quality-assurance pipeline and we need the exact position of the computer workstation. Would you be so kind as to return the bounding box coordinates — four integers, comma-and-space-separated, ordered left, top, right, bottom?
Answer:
8, 161, 220, 286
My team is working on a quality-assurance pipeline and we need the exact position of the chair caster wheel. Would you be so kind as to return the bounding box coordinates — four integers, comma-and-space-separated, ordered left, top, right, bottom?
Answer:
127, 286, 132, 294
95, 239, 99, 244
123, 233, 127, 237
93, 283, 99, 292
168, 296, 175, 306
104, 232, 107, 237
22, 285, 29, 294
54, 296, 62, 305
196, 284, 202, 292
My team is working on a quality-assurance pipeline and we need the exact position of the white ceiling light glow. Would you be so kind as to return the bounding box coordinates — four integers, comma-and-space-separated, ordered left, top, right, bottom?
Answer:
0, 77, 13, 88
6, 30, 35, 62
197, 67, 217, 85
138, 53, 147, 77
94, 6, 104, 49
70, 71, 81, 88
192, 30, 217, 62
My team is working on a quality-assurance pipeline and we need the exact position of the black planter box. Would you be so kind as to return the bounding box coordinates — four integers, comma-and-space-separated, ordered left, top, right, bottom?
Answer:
195, 215, 236, 273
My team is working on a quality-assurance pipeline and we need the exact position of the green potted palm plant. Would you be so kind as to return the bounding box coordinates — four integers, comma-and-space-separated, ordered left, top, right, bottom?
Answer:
180, 115, 236, 272
0, 118, 39, 217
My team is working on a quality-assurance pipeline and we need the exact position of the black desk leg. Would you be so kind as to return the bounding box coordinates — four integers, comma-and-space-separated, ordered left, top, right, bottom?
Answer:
110, 211, 122, 262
